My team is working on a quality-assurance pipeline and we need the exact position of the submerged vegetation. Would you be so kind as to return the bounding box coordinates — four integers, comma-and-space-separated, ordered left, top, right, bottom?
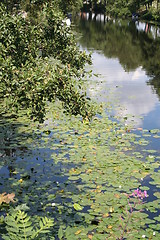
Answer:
1, 0, 160, 239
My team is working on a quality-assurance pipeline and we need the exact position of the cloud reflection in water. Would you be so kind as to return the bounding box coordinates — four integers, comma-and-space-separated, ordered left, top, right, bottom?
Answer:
87, 51, 159, 128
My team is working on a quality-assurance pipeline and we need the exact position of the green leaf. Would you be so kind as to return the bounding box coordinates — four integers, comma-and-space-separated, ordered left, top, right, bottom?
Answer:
73, 203, 83, 211
58, 226, 64, 239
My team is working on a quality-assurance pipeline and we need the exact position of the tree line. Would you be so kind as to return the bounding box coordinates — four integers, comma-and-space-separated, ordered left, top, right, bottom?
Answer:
2, 0, 160, 20
82, 0, 160, 21
76, 17, 160, 94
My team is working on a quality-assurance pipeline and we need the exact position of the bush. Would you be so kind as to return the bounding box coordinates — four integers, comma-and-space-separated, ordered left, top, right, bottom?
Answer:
0, 3, 94, 122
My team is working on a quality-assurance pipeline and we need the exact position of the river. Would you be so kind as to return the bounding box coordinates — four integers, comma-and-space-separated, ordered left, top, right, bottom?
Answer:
76, 14, 160, 129
0, 14, 160, 239
74, 14, 160, 154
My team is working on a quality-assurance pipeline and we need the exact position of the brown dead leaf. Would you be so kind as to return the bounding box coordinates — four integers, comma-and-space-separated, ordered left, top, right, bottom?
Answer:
114, 193, 120, 199
5, 193, 15, 203
0, 193, 6, 205
88, 234, 93, 239
0, 192, 15, 205
103, 213, 110, 218
108, 225, 113, 229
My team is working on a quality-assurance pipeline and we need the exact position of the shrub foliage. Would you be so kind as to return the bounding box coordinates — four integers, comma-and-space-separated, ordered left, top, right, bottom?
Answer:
0, 3, 94, 122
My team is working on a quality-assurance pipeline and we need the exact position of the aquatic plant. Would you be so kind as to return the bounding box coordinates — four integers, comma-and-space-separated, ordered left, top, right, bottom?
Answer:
2, 209, 54, 240
1, 100, 160, 239
119, 189, 148, 240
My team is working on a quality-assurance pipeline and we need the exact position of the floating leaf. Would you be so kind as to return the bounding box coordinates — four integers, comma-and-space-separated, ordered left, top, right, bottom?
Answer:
75, 230, 82, 235
0, 192, 15, 205
73, 203, 83, 211
108, 225, 113, 229
150, 129, 160, 134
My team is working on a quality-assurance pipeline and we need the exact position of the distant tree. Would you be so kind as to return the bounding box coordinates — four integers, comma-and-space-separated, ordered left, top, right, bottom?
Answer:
57, 0, 83, 14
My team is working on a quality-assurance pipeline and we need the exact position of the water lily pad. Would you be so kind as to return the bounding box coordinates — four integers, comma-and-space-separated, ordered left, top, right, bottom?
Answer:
73, 203, 83, 211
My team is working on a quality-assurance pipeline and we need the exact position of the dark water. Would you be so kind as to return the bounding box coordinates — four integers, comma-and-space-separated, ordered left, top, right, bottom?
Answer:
75, 15, 160, 132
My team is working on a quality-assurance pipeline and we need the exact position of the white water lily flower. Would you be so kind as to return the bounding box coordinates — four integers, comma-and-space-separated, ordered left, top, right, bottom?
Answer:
51, 203, 56, 207
119, 185, 122, 189
153, 232, 156, 236
142, 235, 145, 238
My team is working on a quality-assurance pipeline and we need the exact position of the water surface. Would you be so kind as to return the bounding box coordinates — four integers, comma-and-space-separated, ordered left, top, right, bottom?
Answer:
0, 15, 160, 239
75, 16, 160, 132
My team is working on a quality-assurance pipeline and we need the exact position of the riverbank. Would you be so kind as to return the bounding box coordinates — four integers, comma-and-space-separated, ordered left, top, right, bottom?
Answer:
81, 0, 160, 23
79, 10, 160, 26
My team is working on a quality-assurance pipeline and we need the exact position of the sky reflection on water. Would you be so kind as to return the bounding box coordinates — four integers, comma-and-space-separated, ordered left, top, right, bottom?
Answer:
86, 50, 160, 129
78, 18, 160, 131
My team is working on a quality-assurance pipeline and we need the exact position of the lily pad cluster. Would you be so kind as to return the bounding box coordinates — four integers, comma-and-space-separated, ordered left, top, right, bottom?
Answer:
0, 99, 160, 239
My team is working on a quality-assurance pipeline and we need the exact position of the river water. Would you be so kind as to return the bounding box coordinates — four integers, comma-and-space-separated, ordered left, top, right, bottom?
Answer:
76, 15, 160, 131
0, 14, 160, 238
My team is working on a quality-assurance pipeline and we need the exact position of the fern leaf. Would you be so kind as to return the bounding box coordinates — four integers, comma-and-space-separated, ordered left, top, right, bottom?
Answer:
38, 230, 50, 234
20, 215, 31, 223
42, 217, 46, 225
39, 220, 44, 229
18, 221, 32, 228
3, 210, 33, 240
17, 210, 33, 239
2, 236, 12, 240
5, 220, 19, 229
31, 217, 54, 239
2, 209, 53, 240
5, 226, 19, 233
18, 210, 28, 220
2, 230, 18, 240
